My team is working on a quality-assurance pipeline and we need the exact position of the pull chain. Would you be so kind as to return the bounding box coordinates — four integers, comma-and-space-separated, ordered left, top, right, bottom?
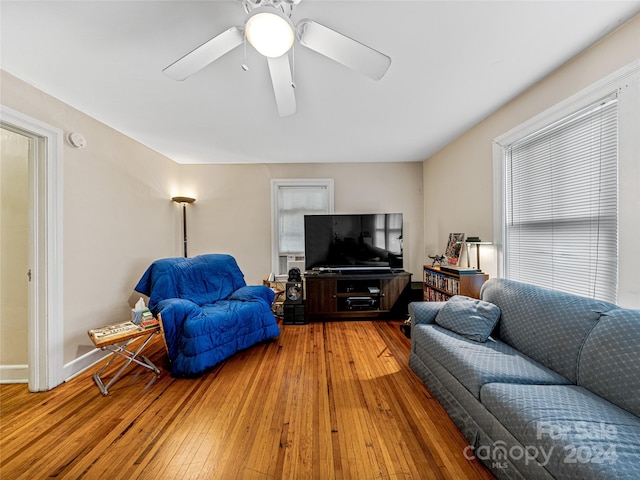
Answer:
241, 30, 249, 71
291, 45, 296, 88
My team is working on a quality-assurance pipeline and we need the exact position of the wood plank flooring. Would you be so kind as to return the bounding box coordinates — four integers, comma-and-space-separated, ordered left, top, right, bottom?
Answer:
0, 320, 494, 480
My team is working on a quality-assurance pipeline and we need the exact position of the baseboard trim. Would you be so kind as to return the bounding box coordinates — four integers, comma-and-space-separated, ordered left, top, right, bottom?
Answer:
63, 348, 109, 383
0, 364, 29, 384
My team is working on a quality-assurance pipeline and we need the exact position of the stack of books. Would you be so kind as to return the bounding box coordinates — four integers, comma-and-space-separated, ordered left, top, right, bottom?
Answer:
440, 265, 481, 275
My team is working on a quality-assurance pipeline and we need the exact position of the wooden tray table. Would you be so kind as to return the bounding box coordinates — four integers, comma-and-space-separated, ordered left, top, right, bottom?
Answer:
88, 321, 161, 396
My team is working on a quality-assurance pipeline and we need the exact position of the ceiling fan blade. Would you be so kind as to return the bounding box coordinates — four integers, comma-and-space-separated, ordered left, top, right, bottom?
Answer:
297, 19, 391, 81
267, 54, 297, 117
163, 26, 244, 81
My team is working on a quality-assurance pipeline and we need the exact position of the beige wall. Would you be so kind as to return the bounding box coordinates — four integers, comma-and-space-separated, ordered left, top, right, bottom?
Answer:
423, 15, 640, 307
182, 162, 424, 285
0, 128, 29, 366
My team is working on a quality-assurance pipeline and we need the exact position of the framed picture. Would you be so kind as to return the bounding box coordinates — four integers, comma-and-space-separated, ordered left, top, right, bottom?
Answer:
445, 233, 465, 265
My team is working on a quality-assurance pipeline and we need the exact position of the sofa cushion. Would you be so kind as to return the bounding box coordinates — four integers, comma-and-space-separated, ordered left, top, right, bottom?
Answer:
409, 349, 556, 480
412, 323, 570, 399
481, 383, 640, 480
480, 278, 617, 383
435, 295, 500, 342
578, 308, 640, 417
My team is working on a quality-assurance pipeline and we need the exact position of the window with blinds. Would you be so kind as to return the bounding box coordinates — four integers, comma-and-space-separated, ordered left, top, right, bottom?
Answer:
504, 94, 618, 302
271, 180, 333, 275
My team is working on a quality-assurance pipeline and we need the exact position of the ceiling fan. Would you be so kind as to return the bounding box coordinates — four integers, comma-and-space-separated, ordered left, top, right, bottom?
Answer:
163, 0, 391, 117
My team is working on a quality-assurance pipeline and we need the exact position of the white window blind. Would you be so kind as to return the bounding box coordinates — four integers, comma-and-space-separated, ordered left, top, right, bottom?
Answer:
277, 185, 330, 254
505, 94, 618, 302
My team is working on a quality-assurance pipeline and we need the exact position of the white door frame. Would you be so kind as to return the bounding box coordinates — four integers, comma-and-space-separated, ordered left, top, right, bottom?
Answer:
1, 105, 64, 391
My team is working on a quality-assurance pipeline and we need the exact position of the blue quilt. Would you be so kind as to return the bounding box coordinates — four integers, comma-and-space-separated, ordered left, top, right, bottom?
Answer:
135, 254, 280, 377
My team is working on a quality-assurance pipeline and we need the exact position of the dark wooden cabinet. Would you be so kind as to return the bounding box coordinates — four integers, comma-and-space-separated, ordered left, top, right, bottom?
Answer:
305, 272, 411, 320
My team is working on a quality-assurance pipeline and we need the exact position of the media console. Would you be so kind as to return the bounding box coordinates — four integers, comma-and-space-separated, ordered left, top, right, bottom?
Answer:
304, 271, 412, 321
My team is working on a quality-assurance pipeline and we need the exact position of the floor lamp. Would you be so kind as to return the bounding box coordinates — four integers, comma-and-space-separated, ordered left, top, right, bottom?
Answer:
171, 196, 196, 257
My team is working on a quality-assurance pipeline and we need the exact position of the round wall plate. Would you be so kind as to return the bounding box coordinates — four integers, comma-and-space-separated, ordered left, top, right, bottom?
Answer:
68, 132, 86, 148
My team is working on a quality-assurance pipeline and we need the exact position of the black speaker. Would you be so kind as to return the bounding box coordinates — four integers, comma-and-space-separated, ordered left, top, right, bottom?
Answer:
285, 282, 303, 304
283, 304, 306, 325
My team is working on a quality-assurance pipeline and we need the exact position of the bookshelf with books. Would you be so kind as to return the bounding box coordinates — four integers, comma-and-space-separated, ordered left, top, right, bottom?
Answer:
423, 265, 488, 301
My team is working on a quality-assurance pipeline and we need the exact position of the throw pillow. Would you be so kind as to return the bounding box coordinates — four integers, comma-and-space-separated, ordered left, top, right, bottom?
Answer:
435, 295, 500, 342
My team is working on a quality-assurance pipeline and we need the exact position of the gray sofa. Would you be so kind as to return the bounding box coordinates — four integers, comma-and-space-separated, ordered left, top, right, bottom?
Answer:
409, 278, 640, 480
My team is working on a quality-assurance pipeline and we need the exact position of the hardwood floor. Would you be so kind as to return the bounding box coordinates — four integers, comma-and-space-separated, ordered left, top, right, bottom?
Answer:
0, 320, 494, 480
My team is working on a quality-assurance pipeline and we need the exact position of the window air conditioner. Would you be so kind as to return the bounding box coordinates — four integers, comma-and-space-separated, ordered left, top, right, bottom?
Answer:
286, 254, 305, 274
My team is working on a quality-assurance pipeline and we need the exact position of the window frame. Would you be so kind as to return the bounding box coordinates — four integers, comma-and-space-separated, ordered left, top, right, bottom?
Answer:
270, 179, 334, 276
493, 60, 640, 302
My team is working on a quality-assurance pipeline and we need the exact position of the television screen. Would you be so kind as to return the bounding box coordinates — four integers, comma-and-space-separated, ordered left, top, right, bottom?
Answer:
304, 213, 403, 272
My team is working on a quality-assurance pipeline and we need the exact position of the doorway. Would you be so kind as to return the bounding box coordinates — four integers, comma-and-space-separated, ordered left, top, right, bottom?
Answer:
0, 106, 63, 391
0, 127, 30, 382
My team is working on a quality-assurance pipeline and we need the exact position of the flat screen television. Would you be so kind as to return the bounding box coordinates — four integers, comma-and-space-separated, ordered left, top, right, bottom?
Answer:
304, 213, 403, 273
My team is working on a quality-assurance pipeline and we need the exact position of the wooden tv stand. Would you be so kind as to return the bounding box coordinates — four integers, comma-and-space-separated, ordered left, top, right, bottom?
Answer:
305, 271, 411, 321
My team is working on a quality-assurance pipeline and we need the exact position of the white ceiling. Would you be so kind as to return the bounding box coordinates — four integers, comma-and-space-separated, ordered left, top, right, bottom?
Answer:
1, 1, 639, 164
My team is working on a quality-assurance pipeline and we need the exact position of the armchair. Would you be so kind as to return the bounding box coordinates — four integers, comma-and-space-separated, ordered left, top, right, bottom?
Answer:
135, 254, 280, 377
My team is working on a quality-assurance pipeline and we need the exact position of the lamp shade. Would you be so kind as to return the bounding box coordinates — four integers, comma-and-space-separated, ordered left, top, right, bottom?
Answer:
171, 196, 196, 204
245, 9, 295, 58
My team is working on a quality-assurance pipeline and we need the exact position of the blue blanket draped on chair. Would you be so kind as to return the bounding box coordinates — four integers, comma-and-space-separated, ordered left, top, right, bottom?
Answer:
135, 254, 280, 377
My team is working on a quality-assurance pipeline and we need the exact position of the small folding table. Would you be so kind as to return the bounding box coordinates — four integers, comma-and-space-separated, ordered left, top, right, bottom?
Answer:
88, 321, 161, 396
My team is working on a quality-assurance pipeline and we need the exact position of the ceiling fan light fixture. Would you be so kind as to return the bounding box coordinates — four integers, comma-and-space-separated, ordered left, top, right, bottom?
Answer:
245, 9, 294, 58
